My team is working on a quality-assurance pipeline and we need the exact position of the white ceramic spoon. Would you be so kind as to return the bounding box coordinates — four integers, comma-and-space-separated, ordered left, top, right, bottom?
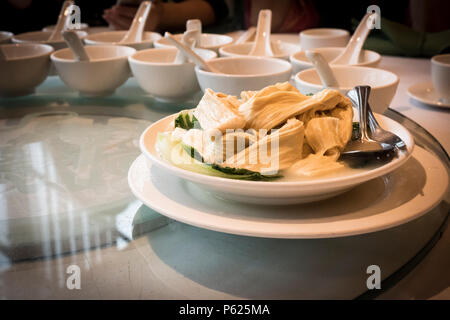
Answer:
165, 32, 221, 73
186, 19, 202, 47
62, 30, 90, 61
173, 30, 197, 64
305, 51, 339, 87
235, 26, 256, 44
48, 0, 75, 42
248, 9, 274, 57
330, 12, 378, 65
119, 1, 152, 44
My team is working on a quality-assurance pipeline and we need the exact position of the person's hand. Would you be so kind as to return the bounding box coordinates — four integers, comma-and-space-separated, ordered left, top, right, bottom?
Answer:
103, 1, 162, 31
103, 5, 136, 30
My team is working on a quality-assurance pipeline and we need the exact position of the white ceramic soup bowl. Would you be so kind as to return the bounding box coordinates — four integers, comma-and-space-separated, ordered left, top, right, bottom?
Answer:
0, 43, 54, 97
299, 28, 349, 50
290, 47, 381, 74
129, 47, 217, 102
84, 31, 161, 50
295, 66, 399, 114
51, 45, 136, 96
42, 23, 89, 33
195, 56, 292, 96
12, 30, 88, 51
219, 41, 301, 61
0, 31, 13, 44
154, 33, 233, 53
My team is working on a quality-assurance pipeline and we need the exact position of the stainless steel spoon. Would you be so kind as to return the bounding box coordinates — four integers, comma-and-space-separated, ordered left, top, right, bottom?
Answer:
341, 86, 395, 160
347, 87, 406, 150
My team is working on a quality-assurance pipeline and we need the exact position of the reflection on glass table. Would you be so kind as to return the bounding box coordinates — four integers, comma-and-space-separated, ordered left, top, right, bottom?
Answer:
0, 76, 449, 300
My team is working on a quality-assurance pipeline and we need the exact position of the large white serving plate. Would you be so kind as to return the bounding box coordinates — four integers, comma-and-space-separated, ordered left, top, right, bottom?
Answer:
139, 113, 414, 204
128, 146, 448, 239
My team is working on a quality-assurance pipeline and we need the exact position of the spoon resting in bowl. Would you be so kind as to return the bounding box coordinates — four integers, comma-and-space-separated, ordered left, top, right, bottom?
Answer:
341, 86, 395, 160
164, 32, 222, 73
305, 51, 339, 87
248, 10, 274, 57
47, 0, 75, 42
330, 12, 378, 66
62, 30, 90, 61
119, 1, 152, 44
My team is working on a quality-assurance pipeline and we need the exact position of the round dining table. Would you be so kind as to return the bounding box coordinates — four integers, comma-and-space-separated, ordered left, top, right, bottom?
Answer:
0, 33, 448, 300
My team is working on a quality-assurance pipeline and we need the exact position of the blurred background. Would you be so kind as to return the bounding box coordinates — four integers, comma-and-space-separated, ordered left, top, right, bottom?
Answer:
0, 0, 449, 56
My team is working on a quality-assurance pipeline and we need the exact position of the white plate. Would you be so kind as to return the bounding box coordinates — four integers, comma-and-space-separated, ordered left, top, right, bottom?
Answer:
128, 146, 448, 239
407, 81, 450, 108
139, 113, 414, 204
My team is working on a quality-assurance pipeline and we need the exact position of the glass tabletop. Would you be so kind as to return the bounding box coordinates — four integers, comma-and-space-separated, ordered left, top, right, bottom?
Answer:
0, 77, 449, 264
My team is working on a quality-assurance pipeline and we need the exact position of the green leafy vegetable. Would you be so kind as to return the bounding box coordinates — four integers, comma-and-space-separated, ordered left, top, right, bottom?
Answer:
351, 122, 360, 141
174, 111, 199, 129
157, 133, 281, 181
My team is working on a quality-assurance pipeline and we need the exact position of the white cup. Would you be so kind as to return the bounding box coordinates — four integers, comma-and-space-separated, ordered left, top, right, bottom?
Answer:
431, 54, 450, 103
299, 28, 349, 50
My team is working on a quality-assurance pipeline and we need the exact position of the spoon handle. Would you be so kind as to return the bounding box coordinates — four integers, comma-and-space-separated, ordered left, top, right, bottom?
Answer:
235, 27, 256, 44
305, 51, 339, 87
173, 30, 197, 64
249, 10, 274, 57
186, 19, 202, 46
120, 1, 152, 43
330, 12, 377, 65
62, 31, 90, 61
48, 1, 75, 42
165, 32, 218, 73
354, 86, 371, 141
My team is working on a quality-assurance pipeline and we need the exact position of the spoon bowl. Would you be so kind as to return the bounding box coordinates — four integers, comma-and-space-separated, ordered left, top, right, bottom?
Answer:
84, 31, 161, 50
219, 41, 300, 60
154, 33, 233, 53
290, 47, 381, 74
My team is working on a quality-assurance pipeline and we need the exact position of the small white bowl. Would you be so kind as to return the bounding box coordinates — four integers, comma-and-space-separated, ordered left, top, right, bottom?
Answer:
195, 56, 292, 96
0, 44, 54, 97
42, 23, 89, 33
51, 45, 136, 96
129, 47, 217, 102
219, 41, 301, 61
0, 31, 13, 44
84, 31, 161, 50
290, 47, 381, 74
299, 28, 349, 50
154, 33, 233, 53
295, 66, 399, 114
12, 30, 88, 50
